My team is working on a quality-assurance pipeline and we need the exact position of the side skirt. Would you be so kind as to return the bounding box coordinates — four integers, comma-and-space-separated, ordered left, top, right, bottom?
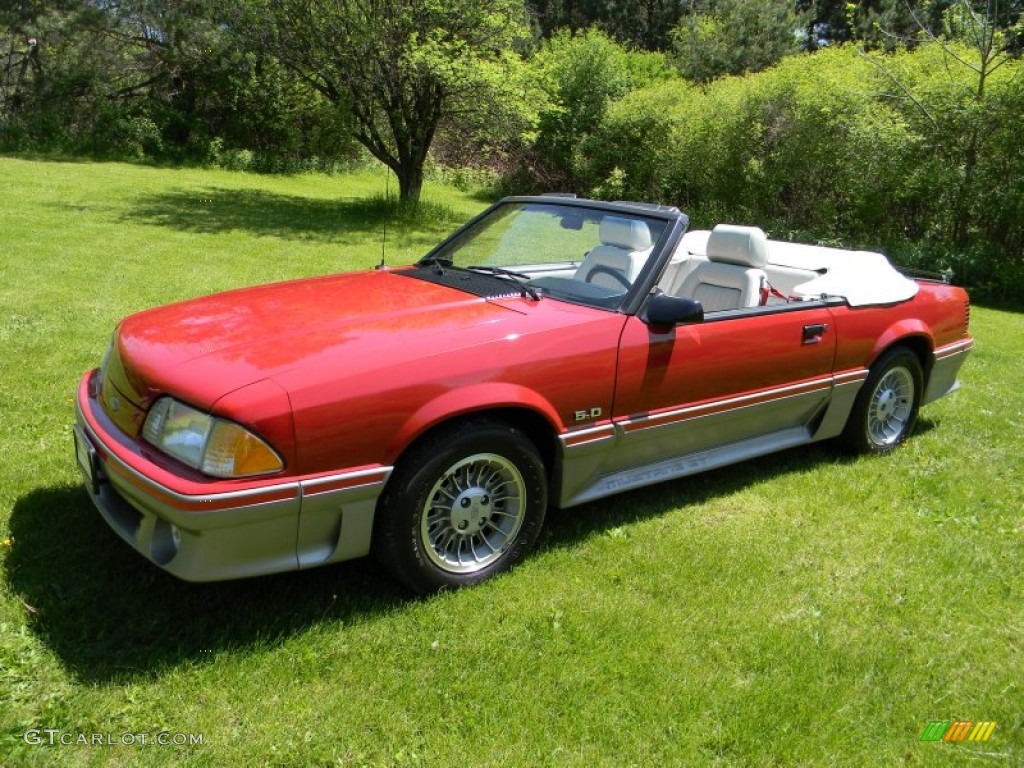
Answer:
560, 425, 815, 508
555, 369, 870, 509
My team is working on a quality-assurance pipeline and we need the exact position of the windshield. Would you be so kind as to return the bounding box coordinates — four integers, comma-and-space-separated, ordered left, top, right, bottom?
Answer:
425, 202, 669, 310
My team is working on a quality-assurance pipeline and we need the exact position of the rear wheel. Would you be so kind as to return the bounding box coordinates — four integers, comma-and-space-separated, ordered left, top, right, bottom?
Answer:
373, 418, 547, 593
841, 347, 923, 455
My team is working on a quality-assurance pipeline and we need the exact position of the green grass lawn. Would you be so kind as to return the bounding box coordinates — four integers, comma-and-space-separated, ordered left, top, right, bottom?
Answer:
0, 156, 1020, 767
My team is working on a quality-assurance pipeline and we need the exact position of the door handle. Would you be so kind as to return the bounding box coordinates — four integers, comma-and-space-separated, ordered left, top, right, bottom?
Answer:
802, 323, 828, 344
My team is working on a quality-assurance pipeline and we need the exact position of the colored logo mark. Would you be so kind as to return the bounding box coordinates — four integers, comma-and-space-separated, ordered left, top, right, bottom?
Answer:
921, 720, 996, 742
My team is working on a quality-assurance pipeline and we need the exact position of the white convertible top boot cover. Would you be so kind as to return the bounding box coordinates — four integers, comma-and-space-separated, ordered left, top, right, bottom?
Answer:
770, 241, 919, 306
680, 229, 919, 307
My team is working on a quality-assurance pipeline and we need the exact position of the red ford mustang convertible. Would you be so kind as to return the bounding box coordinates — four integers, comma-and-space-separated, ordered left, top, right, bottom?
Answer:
74, 196, 972, 592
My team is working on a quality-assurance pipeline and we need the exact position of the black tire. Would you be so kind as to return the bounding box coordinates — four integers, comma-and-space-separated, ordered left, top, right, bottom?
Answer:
841, 346, 923, 455
373, 417, 547, 593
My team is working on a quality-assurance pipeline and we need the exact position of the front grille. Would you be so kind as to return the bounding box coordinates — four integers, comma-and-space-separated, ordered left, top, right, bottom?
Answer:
100, 345, 147, 437
100, 376, 145, 437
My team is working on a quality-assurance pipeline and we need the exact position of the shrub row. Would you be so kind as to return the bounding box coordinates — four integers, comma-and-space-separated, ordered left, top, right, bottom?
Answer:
573, 44, 1023, 303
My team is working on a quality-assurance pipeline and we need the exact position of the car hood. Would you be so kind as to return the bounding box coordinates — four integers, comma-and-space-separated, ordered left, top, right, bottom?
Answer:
111, 269, 528, 410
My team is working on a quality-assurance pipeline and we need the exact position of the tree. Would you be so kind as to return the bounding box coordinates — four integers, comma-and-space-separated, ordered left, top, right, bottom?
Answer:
2, 1, 228, 156
671, 0, 807, 83
796, 0, 940, 49
532, 28, 634, 185
870, 1, 1022, 246
527, 0, 686, 50
1, 1, 70, 129
249, 0, 530, 202
1, 36, 41, 121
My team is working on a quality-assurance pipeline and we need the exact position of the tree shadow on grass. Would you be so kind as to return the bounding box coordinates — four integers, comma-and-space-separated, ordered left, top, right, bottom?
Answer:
6, 425, 932, 684
119, 187, 464, 243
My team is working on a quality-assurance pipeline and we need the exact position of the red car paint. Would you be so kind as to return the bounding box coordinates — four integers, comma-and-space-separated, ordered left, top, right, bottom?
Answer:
74, 197, 972, 585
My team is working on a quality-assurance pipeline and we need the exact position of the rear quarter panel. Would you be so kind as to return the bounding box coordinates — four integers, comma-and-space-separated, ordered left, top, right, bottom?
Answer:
831, 282, 970, 373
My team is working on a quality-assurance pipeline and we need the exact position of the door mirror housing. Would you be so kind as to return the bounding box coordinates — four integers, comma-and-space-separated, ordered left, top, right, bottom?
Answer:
643, 294, 704, 330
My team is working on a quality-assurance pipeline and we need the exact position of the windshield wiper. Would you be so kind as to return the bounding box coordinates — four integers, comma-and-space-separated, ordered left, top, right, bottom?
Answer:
466, 265, 541, 301
420, 255, 452, 275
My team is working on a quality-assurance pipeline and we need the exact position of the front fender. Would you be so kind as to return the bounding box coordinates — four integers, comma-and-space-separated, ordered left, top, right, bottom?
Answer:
384, 383, 563, 463
211, 378, 297, 472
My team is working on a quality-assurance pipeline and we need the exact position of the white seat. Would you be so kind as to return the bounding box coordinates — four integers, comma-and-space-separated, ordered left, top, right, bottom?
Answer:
677, 224, 768, 311
657, 229, 712, 294
575, 217, 652, 290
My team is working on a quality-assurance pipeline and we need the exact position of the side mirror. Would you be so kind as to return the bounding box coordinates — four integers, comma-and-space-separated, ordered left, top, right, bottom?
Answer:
643, 294, 704, 330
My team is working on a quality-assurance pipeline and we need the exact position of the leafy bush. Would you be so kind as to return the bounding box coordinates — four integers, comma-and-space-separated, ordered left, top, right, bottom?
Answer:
581, 81, 694, 205
530, 28, 677, 187
86, 105, 164, 159
579, 43, 1024, 303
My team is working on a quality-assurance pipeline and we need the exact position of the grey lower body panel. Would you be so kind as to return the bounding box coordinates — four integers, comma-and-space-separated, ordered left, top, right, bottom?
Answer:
562, 425, 814, 508
74, 414, 389, 582
556, 338, 972, 509
557, 382, 838, 508
923, 340, 973, 405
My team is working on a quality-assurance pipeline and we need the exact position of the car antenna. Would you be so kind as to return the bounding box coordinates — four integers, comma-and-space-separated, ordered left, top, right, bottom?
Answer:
375, 164, 390, 270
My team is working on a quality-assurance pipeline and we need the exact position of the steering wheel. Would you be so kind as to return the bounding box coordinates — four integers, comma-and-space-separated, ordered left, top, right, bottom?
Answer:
584, 265, 632, 290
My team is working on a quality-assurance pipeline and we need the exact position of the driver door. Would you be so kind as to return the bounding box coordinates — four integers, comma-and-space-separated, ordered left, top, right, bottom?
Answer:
604, 303, 838, 476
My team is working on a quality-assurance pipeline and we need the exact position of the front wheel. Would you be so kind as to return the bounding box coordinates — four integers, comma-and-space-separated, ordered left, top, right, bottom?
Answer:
373, 418, 547, 593
841, 347, 923, 455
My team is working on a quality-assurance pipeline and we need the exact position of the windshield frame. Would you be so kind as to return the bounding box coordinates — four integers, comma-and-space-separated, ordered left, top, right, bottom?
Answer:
416, 196, 689, 314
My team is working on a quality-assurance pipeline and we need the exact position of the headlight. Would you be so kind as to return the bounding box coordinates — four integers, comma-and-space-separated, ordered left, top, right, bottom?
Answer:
142, 397, 284, 478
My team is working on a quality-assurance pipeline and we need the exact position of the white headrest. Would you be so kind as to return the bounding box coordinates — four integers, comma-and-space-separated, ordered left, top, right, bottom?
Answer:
707, 224, 768, 268
600, 217, 652, 251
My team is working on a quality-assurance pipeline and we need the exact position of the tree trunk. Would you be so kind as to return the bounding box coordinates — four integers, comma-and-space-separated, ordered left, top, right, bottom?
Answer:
952, 46, 990, 247
396, 160, 424, 204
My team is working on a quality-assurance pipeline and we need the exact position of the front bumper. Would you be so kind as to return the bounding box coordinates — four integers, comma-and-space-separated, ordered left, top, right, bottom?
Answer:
74, 370, 391, 582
